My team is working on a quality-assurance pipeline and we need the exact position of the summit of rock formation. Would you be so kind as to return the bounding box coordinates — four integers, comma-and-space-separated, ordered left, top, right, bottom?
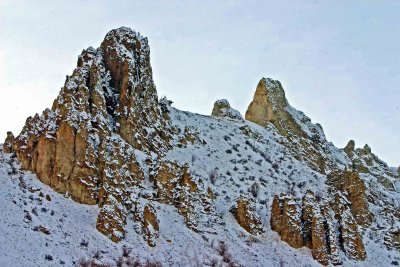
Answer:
211, 99, 243, 121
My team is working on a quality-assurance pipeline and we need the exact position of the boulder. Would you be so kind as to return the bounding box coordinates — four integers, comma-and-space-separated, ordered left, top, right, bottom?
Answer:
344, 140, 355, 156
3, 131, 14, 153
142, 204, 159, 247
211, 99, 243, 121
96, 195, 126, 243
230, 196, 263, 235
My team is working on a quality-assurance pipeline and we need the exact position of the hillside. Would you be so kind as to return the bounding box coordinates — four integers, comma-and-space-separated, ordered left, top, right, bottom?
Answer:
1, 27, 399, 267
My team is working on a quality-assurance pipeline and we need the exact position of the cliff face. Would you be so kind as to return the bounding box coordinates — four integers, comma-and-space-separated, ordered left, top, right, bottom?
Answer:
3, 27, 399, 266
3, 27, 213, 244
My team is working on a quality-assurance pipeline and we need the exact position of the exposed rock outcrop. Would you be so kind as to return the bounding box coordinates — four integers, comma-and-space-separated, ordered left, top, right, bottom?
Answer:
270, 194, 303, 248
327, 170, 372, 227
344, 140, 355, 156
334, 193, 367, 260
245, 78, 289, 131
152, 160, 219, 232
2, 26, 397, 267
96, 195, 126, 242
3, 131, 14, 154
245, 78, 335, 174
2, 27, 208, 244
142, 204, 159, 247
271, 191, 367, 265
230, 196, 263, 235
211, 99, 243, 121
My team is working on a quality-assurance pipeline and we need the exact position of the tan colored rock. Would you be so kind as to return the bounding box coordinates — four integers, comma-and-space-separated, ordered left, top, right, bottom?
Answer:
328, 170, 372, 227
270, 195, 282, 233
302, 191, 316, 249
245, 78, 296, 136
271, 194, 304, 248
311, 214, 329, 266
96, 195, 126, 243
35, 136, 56, 186
320, 207, 342, 266
231, 196, 263, 235
340, 208, 367, 260
4, 27, 171, 243
344, 140, 355, 156
271, 192, 370, 265
154, 161, 184, 203
3, 131, 14, 154
211, 99, 243, 121
280, 195, 304, 248
245, 78, 334, 174
142, 204, 159, 247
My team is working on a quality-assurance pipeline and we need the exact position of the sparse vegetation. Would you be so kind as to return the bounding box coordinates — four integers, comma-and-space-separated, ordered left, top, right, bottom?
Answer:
209, 168, 218, 184
80, 239, 89, 247
250, 182, 260, 198
77, 246, 163, 267
44, 254, 53, 261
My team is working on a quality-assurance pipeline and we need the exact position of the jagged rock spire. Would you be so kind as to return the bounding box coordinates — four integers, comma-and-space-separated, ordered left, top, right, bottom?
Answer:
245, 78, 288, 129
5, 27, 170, 208
3, 27, 214, 244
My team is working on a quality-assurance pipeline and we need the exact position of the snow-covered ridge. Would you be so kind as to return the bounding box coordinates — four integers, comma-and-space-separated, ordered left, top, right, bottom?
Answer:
1, 27, 399, 266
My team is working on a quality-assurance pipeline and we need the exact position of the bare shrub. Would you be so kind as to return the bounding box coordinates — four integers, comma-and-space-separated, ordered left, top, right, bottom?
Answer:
214, 241, 232, 264
80, 239, 89, 247
205, 257, 219, 267
24, 212, 32, 222
209, 168, 218, 184
44, 254, 53, 261
93, 250, 101, 260
250, 182, 259, 198
143, 259, 163, 267
18, 176, 27, 189
31, 207, 38, 216
122, 246, 132, 257
77, 258, 92, 267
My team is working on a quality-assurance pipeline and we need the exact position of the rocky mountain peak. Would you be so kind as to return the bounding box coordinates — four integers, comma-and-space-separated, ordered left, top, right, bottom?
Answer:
362, 144, 372, 154
344, 140, 355, 157
245, 78, 288, 129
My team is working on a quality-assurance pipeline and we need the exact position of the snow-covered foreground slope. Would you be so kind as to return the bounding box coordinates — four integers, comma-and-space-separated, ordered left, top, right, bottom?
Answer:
1, 106, 398, 266
0, 145, 321, 267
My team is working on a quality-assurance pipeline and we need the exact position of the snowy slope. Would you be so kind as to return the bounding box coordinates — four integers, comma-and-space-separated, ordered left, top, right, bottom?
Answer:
1, 103, 398, 267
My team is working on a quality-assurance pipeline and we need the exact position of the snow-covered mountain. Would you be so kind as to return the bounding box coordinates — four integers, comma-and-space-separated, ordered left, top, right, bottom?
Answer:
1, 27, 399, 267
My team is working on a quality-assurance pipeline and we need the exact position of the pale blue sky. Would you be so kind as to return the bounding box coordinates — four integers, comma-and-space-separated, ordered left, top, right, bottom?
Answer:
0, 0, 399, 166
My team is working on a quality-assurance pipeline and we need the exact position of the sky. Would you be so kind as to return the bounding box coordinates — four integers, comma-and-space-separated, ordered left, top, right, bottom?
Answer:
0, 0, 399, 167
